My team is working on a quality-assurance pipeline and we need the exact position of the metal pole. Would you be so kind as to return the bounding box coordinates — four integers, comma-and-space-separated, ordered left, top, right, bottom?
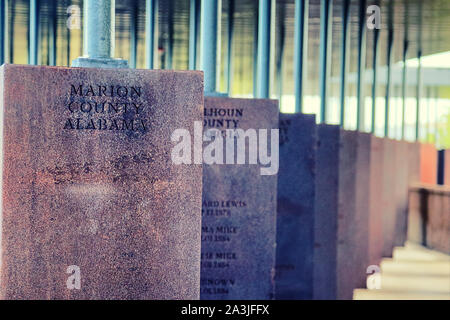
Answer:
189, 0, 199, 70
370, 27, 380, 134
253, 5, 258, 97
72, 0, 127, 68
401, 40, 408, 139
415, 50, 422, 141
276, 5, 285, 106
130, 1, 138, 68
319, 0, 332, 123
256, 0, 272, 99
356, 0, 366, 131
146, 0, 156, 69
293, 0, 308, 113
201, 0, 220, 94
167, 0, 174, 69
339, 0, 350, 126
384, 28, 394, 137
0, 0, 6, 65
226, 0, 235, 94
29, 0, 39, 65
48, 1, 56, 66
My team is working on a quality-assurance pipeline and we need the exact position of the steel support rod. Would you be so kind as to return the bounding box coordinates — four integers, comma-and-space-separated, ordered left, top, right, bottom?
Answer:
293, 0, 308, 113
339, 0, 350, 126
130, 1, 138, 68
48, 1, 56, 66
189, 0, 199, 70
319, 0, 332, 123
256, 0, 272, 99
400, 40, 408, 139
200, 0, 220, 94
29, 0, 39, 65
356, 0, 367, 131
384, 28, 394, 137
167, 0, 174, 69
253, 6, 258, 97
226, 0, 235, 95
146, 0, 156, 69
415, 50, 422, 141
370, 27, 380, 134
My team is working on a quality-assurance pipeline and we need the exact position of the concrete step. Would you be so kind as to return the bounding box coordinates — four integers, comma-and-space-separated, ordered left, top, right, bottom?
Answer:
354, 289, 450, 300
380, 259, 450, 276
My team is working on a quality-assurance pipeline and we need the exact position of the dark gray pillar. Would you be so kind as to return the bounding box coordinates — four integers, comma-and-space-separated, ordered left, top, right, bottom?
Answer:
275, 113, 316, 299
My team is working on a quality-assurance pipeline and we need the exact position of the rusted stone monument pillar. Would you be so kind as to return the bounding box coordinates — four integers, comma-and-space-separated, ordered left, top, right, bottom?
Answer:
0, 1, 203, 299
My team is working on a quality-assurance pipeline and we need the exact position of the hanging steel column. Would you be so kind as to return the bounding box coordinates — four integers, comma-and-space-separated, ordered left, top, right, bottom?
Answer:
146, 0, 156, 69
201, 0, 220, 94
130, 1, 138, 68
167, 0, 174, 69
415, 50, 422, 141
293, 0, 308, 113
319, 0, 332, 123
370, 27, 380, 134
48, 1, 56, 66
384, 28, 394, 137
0, 0, 6, 65
29, 0, 39, 65
400, 40, 408, 139
339, 0, 350, 126
253, 6, 258, 97
256, 0, 272, 99
226, 0, 235, 94
356, 0, 367, 131
189, 0, 199, 70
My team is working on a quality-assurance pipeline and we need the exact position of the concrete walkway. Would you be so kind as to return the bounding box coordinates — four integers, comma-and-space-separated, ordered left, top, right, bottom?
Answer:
354, 242, 450, 300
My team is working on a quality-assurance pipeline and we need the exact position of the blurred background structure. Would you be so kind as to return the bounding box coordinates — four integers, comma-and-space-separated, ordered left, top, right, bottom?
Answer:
0, 0, 448, 148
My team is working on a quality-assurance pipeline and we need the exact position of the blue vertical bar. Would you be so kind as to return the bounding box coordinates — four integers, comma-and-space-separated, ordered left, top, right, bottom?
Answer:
29, 0, 39, 65
189, 0, 199, 70
339, 0, 350, 126
253, 5, 258, 97
256, 0, 272, 99
201, 0, 219, 94
370, 27, 380, 134
415, 50, 422, 141
145, 0, 156, 69
48, 1, 56, 66
0, 0, 5, 65
226, 0, 235, 95
167, 0, 174, 69
130, 1, 137, 69
356, 0, 366, 131
293, 0, 308, 113
318, 0, 332, 123
384, 28, 394, 137
401, 40, 408, 139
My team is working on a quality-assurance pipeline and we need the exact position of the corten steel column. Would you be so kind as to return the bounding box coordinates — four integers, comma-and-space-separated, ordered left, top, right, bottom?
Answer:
130, 1, 138, 69
189, 0, 199, 70
339, 0, 350, 126
256, 0, 272, 99
370, 27, 380, 134
356, 0, 366, 131
293, 0, 308, 113
201, 0, 224, 95
384, 28, 394, 137
401, 40, 408, 139
226, 0, 235, 94
29, 0, 39, 65
146, 0, 156, 69
415, 51, 422, 141
319, 0, 332, 123
72, 0, 128, 68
